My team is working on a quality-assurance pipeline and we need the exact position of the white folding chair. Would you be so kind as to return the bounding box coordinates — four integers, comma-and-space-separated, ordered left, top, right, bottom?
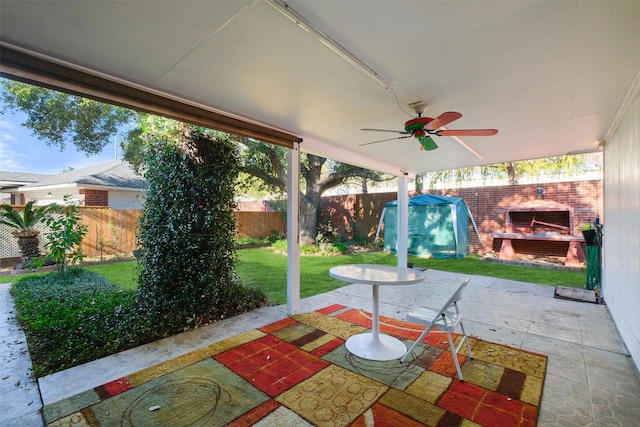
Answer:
400, 278, 473, 381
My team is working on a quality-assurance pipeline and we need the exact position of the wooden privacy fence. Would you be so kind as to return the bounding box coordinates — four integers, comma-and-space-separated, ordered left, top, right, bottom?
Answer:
0, 207, 287, 260
235, 211, 286, 239
81, 208, 141, 258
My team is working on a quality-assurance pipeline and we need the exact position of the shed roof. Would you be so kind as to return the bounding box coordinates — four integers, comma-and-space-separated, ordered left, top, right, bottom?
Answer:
385, 194, 465, 208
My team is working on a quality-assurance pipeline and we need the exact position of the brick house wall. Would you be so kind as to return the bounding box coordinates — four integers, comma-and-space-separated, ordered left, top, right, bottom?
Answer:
321, 179, 603, 259
80, 189, 108, 206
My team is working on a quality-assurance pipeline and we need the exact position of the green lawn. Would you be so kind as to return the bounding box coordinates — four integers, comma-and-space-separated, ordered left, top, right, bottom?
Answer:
3, 247, 586, 305
236, 248, 586, 304
84, 261, 140, 291
1, 261, 141, 289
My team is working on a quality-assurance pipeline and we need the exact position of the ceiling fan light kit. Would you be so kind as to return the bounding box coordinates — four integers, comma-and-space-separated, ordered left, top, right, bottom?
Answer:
417, 135, 438, 151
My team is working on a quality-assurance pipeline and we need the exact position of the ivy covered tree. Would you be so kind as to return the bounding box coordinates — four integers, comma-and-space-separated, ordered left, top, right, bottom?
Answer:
135, 125, 265, 335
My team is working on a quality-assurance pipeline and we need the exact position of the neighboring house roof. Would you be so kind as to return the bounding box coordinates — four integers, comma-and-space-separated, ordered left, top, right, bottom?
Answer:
0, 171, 53, 190
19, 160, 145, 191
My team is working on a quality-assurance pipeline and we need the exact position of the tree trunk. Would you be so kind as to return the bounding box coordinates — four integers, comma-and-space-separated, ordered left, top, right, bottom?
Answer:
298, 154, 325, 245
505, 162, 518, 185
299, 199, 318, 245
17, 235, 41, 265
415, 174, 425, 192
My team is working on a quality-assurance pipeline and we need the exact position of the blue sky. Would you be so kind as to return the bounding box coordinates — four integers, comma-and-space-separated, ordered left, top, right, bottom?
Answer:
0, 110, 120, 175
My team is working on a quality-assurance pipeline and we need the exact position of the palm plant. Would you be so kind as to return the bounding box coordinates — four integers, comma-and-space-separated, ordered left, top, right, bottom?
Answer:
0, 201, 52, 264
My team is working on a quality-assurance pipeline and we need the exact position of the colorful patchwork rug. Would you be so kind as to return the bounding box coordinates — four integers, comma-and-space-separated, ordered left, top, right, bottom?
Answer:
44, 304, 547, 426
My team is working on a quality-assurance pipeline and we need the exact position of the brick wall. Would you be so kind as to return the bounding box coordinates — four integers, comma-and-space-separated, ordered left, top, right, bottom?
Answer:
80, 189, 108, 206
321, 179, 603, 258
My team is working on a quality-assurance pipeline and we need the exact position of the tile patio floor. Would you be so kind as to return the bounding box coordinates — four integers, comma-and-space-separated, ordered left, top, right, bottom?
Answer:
2, 270, 639, 426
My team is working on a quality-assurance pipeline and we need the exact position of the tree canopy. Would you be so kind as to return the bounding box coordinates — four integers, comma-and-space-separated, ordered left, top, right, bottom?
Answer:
1, 78, 389, 242
0, 79, 136, 154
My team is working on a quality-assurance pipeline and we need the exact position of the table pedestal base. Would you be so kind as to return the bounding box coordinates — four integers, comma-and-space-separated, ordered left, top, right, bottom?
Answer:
345, 333, 407, 361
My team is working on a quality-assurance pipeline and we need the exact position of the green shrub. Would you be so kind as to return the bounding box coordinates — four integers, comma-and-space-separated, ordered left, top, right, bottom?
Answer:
235, 235, 275, 246
351, 235, 370, 246
10, 269, 139, 376
301, 244, 321, 255
271, 239, 288, 252
267, 229, 286, 243
271, 239, 348, 256
44, 196, 89, 273
328, 241, 349, 254
316, 220, 341, 244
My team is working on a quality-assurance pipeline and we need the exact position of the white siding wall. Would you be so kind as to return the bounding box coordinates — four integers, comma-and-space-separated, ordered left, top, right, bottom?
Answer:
27, 190, 82, 206
603, 90, 640, 372
107, 190, 145, 210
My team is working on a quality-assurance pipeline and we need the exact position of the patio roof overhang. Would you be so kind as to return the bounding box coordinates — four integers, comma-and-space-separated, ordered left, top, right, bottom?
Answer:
0, 46, 299, 150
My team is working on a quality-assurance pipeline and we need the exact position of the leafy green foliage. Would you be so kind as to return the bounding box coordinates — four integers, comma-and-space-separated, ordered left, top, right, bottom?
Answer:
44, 197, 89, 273
0, 201, 51, 236
1, 202, 52, 263
328, 241, 349, 254
316, 220, 341, 243
234, 232, 284, 247
421, 154, 594, 188
10, 269, 139, 376
271, 239, 348, 256
0, 79, 135, 154
136, 126, 266, 336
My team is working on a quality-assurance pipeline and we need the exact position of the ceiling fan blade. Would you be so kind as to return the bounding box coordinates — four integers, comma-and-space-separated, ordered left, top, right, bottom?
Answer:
426, 111, 462, 130
418, 136, 438, 151
438, 129, 498, 136
361, 128, 409, 134
359, 135, 412, 146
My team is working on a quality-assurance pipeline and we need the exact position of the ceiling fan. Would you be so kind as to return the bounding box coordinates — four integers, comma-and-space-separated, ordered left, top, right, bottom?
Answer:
360, 101, 498, 151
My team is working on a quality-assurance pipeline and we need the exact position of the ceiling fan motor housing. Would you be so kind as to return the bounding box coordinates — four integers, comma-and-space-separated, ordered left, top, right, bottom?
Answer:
404, 119, 439, 150
404, 117, 433, 133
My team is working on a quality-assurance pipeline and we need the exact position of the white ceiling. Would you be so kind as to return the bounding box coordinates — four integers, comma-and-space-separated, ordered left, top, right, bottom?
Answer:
2, 1, 640, 176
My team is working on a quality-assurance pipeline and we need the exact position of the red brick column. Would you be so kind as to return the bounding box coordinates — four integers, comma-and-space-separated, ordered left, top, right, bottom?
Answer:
80, 189, 108, 206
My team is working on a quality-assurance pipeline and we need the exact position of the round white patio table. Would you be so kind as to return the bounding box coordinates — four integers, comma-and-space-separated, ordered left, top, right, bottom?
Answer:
329, 264, 425, 361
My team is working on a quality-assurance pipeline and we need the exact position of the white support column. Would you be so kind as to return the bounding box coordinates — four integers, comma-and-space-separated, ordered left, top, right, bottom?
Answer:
397, 174, 409, 268
286, 141, 301, 315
